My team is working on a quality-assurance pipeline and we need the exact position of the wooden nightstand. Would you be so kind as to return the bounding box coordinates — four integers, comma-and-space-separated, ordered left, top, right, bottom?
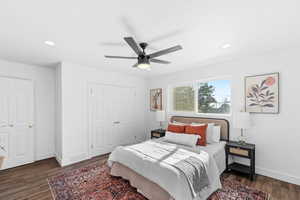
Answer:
226, 141, 256, 180
151, 129, 166, 139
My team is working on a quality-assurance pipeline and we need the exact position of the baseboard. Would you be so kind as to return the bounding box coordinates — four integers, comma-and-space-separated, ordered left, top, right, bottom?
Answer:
60, 152, 89, 167
236, 161, 300, 185
255, 166, 300, 186
35, 153, 55, 161
55, 155, 62, 166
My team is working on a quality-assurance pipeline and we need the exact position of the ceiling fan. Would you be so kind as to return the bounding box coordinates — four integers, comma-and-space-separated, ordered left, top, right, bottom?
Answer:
104, 37, 182, 70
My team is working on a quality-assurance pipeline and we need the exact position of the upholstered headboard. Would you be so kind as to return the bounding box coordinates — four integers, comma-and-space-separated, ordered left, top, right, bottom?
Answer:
170, 116, 230, 141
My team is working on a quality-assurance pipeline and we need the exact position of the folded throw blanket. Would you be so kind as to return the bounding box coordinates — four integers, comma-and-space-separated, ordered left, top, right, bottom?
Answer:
173, 156, 209, 197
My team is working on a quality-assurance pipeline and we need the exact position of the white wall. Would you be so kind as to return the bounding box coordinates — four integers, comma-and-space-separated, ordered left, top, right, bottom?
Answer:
0, 59, 56, 161
55, 63, 62, 164
57, 62, 147, 166
147, 47, 300, 185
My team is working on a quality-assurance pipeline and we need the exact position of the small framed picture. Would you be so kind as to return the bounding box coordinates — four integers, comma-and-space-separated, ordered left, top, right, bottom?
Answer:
150, 88, 162, 111
245, 72, 279, 114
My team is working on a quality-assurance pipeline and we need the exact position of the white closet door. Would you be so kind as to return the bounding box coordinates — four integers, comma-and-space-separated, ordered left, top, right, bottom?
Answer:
89, 83, 136, 157
89, 84, 114, 156
0, 77, 34, 169
0, 78, 12, 166
10, 79, 34, 167
0, 78, 10, 128
116, 87, 135, 146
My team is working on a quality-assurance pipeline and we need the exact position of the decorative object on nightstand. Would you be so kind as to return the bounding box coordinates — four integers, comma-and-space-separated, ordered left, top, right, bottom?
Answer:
156, 110, 165, 130
226, 141, 256, 180
151, 129, 166, 139
233, 111, 251, 144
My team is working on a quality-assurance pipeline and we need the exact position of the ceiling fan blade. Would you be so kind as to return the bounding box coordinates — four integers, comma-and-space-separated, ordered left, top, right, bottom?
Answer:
105, 55, 137, 59
150, 59, 171, 64
124, 37, 142, 55
148, 45, 182, 58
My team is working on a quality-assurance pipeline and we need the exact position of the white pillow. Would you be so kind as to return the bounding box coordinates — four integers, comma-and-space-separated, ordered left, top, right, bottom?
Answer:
212, 126, 221, 143
163, 131, 200, 147
205, 123, 215, 144
170, 121, 188, 126
190, 122, 205, 126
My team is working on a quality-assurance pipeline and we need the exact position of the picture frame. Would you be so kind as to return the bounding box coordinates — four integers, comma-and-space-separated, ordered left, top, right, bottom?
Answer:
150, 88, 162, 111
245, 72, 279, 114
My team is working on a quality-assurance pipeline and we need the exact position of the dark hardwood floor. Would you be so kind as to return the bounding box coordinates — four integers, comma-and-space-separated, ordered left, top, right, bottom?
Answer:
0, 156, 299, 200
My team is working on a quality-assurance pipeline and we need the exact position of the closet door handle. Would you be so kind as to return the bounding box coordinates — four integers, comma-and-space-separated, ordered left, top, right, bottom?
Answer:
9, 124, 14, 127
0, 124, 7, 128
113, 121, 120, 124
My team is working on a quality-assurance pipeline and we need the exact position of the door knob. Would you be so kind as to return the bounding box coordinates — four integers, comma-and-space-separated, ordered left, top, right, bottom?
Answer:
0, 124, 7, 128
28, 124, 33, 128
9, 124, 14, 127
0, 145, 6, 152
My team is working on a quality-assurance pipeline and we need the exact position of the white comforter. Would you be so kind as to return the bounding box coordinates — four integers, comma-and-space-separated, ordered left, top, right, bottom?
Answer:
108, 140, 221, 200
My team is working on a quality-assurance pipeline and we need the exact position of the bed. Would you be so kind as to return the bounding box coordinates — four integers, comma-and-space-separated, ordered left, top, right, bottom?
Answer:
108, 116, 229, 200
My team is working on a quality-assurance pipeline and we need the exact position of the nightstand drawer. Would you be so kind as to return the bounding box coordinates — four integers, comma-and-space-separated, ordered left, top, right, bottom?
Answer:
229, 147, 249, 156
152, 133, 161, 137
151, 129, 166, 139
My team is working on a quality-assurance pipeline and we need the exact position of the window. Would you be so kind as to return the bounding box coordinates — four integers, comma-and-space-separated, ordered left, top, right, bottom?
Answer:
173, 86, 195, 111
171, 79, 231, 114
197, 80, 231, 114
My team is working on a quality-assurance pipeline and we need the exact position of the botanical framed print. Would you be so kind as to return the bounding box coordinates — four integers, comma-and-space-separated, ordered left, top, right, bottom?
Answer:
245, 72, 279, 114
150, 88, 162, 111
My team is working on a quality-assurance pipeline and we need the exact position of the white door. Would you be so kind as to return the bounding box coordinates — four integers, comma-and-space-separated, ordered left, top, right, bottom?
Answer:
89, 84, 107, 156
88, 83, 136, 157
0, 77, 11, 167
0, 77, 34, 169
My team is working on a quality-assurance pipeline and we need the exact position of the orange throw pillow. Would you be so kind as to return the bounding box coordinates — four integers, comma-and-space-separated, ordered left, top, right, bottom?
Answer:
167, 124, 185, 133
185, 124, 208, 146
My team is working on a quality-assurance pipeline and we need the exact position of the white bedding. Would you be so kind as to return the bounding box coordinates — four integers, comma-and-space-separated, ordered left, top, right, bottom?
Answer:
108, 140, 222, 200
157, 138, 226, 174
195, 141, 227, 174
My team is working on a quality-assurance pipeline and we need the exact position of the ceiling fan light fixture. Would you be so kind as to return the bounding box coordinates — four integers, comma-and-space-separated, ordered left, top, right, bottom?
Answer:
137, 63, 151, 70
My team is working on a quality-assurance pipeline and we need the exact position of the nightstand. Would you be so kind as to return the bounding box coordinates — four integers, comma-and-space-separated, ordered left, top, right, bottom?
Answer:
226, 141, 256, 180
151, 129, 166, 139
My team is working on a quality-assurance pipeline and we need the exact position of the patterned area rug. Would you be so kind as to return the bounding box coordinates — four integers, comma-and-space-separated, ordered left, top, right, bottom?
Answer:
48, 163, 270, 200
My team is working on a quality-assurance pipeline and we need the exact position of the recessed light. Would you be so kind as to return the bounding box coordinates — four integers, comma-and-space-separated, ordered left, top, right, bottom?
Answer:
44, 40, 55, 46
221, 44, 231, 49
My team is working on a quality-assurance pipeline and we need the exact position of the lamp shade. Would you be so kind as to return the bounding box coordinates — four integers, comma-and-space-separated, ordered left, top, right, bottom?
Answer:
233, 112, 251, 129
156, 110, 166, 122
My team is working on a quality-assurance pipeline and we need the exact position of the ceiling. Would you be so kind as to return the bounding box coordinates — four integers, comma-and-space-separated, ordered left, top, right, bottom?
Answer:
1, 0, 300, 77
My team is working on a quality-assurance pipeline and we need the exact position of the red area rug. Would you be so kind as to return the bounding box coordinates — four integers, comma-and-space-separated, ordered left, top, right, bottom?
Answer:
48, 163, 270, 200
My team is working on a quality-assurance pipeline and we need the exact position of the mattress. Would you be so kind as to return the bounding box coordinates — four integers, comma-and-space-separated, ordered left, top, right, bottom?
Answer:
109, 140, 226, 200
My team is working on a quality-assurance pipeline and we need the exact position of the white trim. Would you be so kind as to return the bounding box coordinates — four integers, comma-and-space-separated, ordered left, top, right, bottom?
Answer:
256, 166, 300, 186
35, 153, 54, 161
55, 154, 62, 166
60, 153, 89, 167
236, 160, 300, 186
